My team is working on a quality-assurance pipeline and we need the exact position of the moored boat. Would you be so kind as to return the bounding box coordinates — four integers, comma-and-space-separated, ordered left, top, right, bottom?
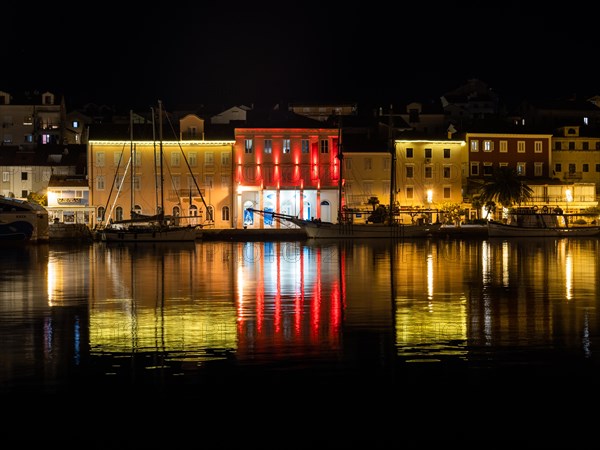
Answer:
487, 207, 600, 237
0, 195, 49, 242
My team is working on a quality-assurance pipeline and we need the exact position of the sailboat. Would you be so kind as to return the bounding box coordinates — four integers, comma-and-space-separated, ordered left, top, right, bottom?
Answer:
99, 101, 199, 242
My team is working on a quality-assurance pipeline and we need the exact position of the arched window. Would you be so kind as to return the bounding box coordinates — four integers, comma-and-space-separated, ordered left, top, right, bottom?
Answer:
116, 206, 123, 222
206, 205, 214, 222
97, 206, 105, 222
222, 205, 230, 221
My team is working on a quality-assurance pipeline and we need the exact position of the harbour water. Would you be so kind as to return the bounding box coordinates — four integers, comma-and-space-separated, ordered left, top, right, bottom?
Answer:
1, 237, 599, 448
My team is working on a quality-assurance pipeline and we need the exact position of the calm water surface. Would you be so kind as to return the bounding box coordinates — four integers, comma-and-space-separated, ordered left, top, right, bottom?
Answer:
1, 238, 599, 448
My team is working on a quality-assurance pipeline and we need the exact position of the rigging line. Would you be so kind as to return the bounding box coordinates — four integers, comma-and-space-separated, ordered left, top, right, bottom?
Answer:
99, 141, 128, 226
163, 107, 211, 218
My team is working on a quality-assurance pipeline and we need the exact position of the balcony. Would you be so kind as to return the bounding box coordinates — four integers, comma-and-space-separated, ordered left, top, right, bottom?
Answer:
564, 172, 582, 180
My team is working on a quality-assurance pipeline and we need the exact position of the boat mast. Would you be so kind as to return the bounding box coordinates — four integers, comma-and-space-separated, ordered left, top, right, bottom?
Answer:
337, 115, 344, 224
388, 105, 396, 223
130, 109, 134, 219
158, 100, 165, 222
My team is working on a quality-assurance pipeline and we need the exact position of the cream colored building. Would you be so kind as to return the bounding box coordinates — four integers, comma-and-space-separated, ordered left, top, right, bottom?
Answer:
88, 118, 235, 229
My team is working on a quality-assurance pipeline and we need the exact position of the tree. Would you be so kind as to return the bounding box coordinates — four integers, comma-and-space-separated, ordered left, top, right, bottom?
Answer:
479, 167, 533, 208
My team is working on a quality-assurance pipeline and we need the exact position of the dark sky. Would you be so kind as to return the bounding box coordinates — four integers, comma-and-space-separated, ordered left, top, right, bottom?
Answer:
3, 1, 598, 111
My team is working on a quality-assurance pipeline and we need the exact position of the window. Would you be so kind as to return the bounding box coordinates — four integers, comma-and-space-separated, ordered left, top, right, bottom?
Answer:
424, 166, 432, 179
2, 171, 8, 182
534, 141, 542, 153
568, 141, 575, 150
21, 172, 28, 181
383, 157, 390, 171
534, 162, 543, 176
171, 152, 180, 167
264, 139, 272, 154
171, 175, 180, 189
96, 152, 105, 167
21, 190, 28, 198
443, 166, 451, 178
555, 141, 562, 150
443, 148, 450, 158
114, 153, 123, 166
245, 139, 253, 154
406, 148, 413, 158
320, 139, 329, 154
406, 186, 414, 199
483, 164, 493, 176
517, 162, 526, 175
470, 162, 479, 176
470, 140, 479, 152
96, 176, 105, 190
97, 206, 105, 222
133, 176, 141, 191
301, 139, 309, 153
205, 175, 214, 188
206, 205, 214, 221
364, 158, 372, 170
568, 163, 576, 174
362, 182, 373, 195
583, 163, 589, 172
222, 206, 230, 221
483, 141, 493, 152
205, 152, 214, 165
443, 187, 451, 199
499, 141, 508, 153
583, 141, 589, 150
243, 166, 255, 183
555, 163, 562, 173
517, 141, 525, 153
425, 148, 432, 158
596, 164, 600, 172
596, 142, 600, 150
406, 166, 414, 178
189, 152, 197, 167
283, 138, 291, 154
221, 152, 230, 166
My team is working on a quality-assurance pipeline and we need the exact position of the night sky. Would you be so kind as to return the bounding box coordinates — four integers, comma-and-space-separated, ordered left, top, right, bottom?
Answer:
3, 1, 598, 110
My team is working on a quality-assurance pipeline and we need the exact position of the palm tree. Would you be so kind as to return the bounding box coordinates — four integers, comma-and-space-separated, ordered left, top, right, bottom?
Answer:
479, 166, 533, 208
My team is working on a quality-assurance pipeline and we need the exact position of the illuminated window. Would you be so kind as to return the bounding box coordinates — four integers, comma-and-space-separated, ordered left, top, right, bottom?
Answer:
301, 139, 309, 153
96, 152, 105, 167
245, 139, 253, 154
205, 152, 214, 165
221, 206, 230, 221
283, 139, 291, 154
264, 139, 272, 154
499, 141, 508, 152
517, 141, 525, 153
189, 152, 197, 167
2, 171, 8, 182
96, 176, 105, 190
534, 141, 542, 153
483, 141, 493, 152
470, 140, 479, 152
517, 163, 526, 175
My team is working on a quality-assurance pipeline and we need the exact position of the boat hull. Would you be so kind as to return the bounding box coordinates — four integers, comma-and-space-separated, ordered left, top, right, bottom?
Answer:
100, 226, 198, 242
1, 196, 49, 243
290, 219, 441, 239
488, 222, 600, 237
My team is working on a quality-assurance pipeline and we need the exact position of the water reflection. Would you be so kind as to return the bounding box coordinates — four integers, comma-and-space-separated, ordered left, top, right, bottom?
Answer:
2, 238, 600, 446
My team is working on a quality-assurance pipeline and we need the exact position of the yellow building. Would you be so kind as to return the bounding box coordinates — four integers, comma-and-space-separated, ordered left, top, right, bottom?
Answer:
88, 112, 235, 229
